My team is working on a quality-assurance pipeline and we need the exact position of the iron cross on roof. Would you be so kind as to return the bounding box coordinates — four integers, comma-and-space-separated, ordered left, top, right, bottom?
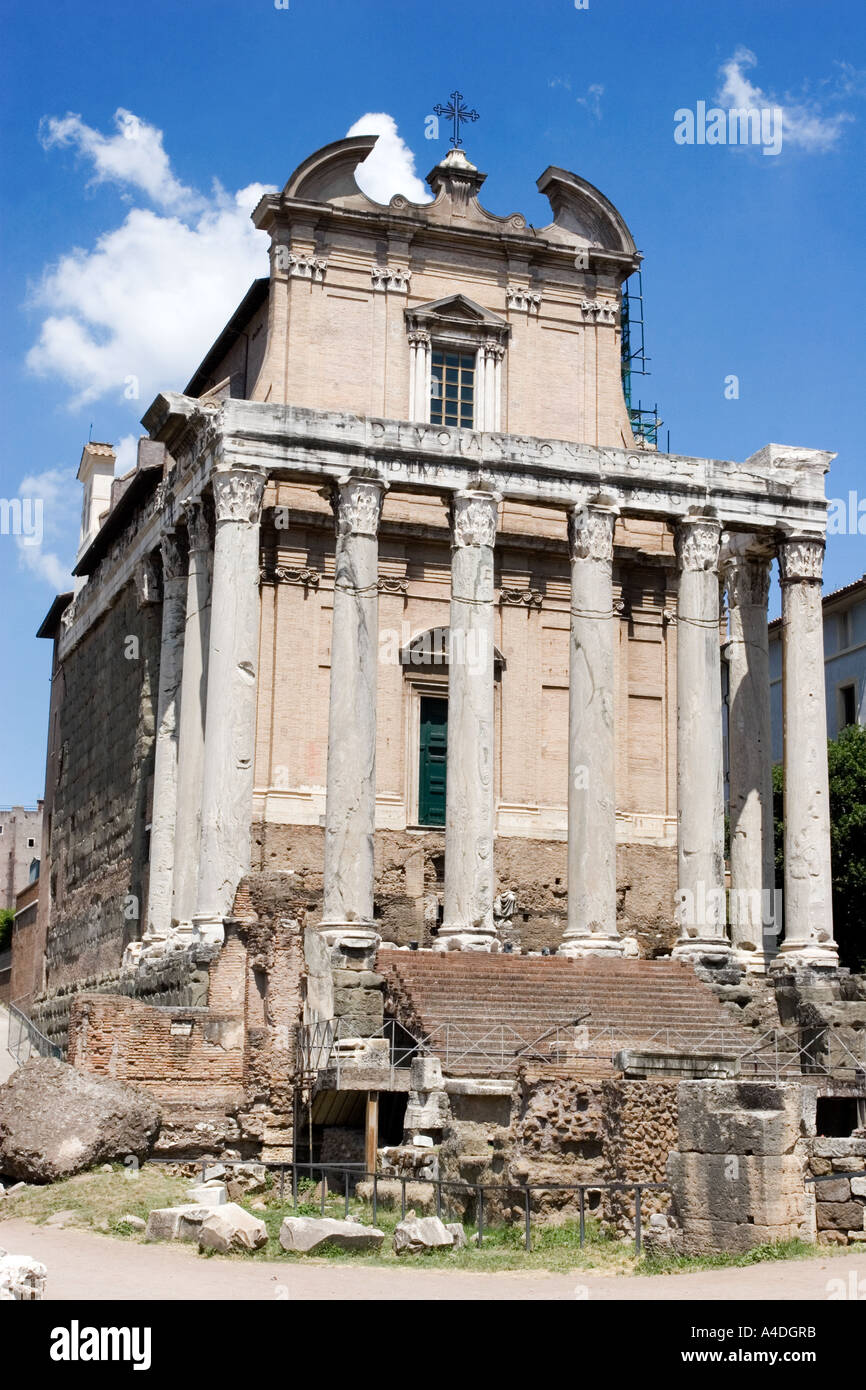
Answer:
433, 91, 480, 149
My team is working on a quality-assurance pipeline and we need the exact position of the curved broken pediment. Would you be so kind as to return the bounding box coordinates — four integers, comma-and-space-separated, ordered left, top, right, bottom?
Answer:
536, 166, 637, 256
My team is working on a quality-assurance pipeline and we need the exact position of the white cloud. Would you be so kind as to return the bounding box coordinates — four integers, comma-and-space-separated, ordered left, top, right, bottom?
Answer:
717, 48, 854, 152
577, 84, 604, 121
113, 435, 138, 477
28, 108, 274, 409
346, 113, 431, 204
16, 467, 78, 590
39, 108, 202, 215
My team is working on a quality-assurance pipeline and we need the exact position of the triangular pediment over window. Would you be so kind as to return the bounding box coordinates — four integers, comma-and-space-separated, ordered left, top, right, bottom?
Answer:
409, 293, 508, 328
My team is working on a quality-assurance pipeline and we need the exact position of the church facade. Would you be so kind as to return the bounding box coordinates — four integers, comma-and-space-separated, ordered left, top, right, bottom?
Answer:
26, 135, 838, 1161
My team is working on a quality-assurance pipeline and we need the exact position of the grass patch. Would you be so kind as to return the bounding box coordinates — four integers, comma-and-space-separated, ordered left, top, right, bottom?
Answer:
0, 1165, 189, 1236
636, 1238, 836, 1275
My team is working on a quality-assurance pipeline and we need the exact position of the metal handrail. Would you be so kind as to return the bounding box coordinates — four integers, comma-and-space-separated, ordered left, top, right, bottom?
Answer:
6, 1000, 62, 1064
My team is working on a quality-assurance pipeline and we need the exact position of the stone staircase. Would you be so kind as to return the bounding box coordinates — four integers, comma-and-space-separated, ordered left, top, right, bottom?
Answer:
379, 951, 756, 1076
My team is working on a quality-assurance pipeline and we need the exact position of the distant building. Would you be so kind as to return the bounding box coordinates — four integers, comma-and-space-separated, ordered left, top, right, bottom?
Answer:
0, 803, 43, 912
769, 574, 866, 761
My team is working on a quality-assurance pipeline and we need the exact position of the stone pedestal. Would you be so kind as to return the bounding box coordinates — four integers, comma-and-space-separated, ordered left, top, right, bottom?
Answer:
319, 477, 388, 951
672, 517, 730, 961
172, 499, 212, 932
144, 532, 187, 941
723, 544, 775, 971
561, 502, 623, 957
193, 469, 266, 945
437, 489, 501, 951
773, 536, 837, 968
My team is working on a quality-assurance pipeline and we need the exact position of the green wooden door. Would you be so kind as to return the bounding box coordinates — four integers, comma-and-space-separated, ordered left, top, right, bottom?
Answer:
419, 697, 447, 826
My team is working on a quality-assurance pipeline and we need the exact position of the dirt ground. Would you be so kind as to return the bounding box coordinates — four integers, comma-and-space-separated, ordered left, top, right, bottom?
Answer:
1, 1216, 863, 1301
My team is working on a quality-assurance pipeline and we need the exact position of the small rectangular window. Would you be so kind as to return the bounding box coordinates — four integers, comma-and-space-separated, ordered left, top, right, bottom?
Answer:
430, 349, 475, 429
840, 683, 857, 729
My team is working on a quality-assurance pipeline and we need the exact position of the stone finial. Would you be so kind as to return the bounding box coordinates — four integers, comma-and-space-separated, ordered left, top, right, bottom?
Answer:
675, 516, 722, 573
331, 477, 388, 538
568, 503, 617, 563
450, 490, 501, 548
212, 470, 267, 526
778, 534, 824, 585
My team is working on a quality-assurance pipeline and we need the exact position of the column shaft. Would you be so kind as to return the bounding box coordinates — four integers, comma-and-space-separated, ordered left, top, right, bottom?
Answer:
172, 499, 212, 929
145, 532, 187, 940
775, 536, 837, 967
673, 517, 730, 959
724, 546, 775, 969
562, 502, 622, 956
438, 489, 500, 951
193, 468, 266, 944
319, 477, 388, 948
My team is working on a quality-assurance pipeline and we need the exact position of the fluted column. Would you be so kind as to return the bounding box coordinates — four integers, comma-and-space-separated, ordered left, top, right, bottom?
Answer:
192, 468, 266, 945
561, 501, 623, 957
437, 488, 501, 952
408, 331, 430, 423
723, 542, 775, 971
773, 535, 837, 967
144, 531, 187, 941
672, 516, 730, 959
319, 476, 388, 949
172, 498, 212, 931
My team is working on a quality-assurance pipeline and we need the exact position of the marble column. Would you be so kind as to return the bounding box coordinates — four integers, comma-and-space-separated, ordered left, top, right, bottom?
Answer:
773, 535, 837, 968
408, 331, 430, 423
672, 516, 730, 960
319, 476, 388, 950
561, 501, 623, 957
192, 468, 266, 945
437, 488, 501, 951
723, 542, 775, 971
171, 498, 212, 932
144, 531, 187, 941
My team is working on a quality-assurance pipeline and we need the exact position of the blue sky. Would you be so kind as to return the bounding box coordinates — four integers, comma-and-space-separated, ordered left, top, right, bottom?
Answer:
1, 0, 865, 802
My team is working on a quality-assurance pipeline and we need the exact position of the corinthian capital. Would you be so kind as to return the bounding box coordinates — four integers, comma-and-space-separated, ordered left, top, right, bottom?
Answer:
723, 551, 771, 608
450, 490, 501, 548
212, 469, 267, 525
182, 496, 211, 553
778, 534, 824, 584
568, 503, 617, 563
332, 477, 388, 538
676, 516, 721, 573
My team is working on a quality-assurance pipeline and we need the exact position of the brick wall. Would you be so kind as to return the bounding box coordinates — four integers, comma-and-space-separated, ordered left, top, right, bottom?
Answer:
46, 581, 160, 988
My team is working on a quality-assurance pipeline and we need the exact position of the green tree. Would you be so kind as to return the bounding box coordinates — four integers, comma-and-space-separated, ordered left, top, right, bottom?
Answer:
0, 908, 13, 953
773, 724, 866, 971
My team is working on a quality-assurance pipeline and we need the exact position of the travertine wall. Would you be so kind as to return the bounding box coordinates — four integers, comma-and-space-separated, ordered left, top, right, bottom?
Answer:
45, 581, 160, 989
808, 1137, 866, 1246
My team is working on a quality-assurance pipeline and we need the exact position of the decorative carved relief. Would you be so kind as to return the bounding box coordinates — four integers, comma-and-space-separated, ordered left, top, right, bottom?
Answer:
407, 329, 431, 347
506, 285, 542, 312
568, 505, 616, 563
500, 587, 543, 608
371, 266, 412, 292
579, 298, 618, 326
274, 566, 321, 589
482, 340, 506, 362
274, 246, 327, 281
332, 478, 388, 538
212, 470, 267, 525
451, 490, 500, 548
377, 576, 409, 595
676, 517, 722, 573
778, 536, 824, 584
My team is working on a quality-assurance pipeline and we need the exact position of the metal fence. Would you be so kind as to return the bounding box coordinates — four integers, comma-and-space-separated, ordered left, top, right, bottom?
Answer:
6, 1001, 62, 1064
145, 1156, 665, 1255
298, 1015, 866, 1083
